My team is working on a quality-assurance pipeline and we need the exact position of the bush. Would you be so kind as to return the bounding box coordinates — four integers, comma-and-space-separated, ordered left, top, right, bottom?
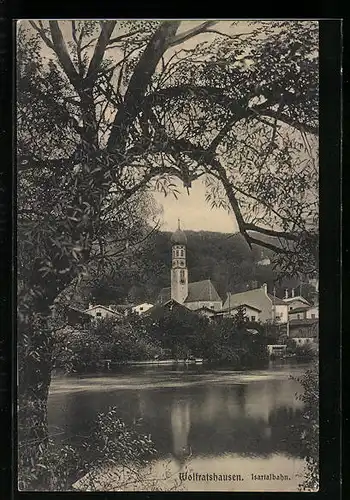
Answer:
293, 361, 319, 491
294, 343, 315, 360
18, 406, 157, 491
54, 317, 161, 372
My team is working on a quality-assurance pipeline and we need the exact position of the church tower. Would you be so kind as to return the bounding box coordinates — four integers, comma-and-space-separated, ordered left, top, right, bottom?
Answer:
170, 219, 188, 304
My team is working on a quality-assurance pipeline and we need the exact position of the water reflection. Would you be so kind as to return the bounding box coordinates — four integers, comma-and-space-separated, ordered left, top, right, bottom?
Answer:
48, 364, 306, 466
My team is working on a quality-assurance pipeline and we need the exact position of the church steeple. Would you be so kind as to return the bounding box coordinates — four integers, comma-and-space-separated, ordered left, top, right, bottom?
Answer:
170, 220, 188, 304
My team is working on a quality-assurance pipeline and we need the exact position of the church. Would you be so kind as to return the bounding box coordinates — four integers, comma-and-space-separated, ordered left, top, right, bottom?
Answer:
157, 221, 222, 312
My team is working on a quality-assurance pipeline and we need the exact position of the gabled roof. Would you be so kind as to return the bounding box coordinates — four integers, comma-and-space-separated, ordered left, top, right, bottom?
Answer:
267, 293, 287, 306
144, 299, 190, 317
84, 305, 121, 316
289, 306, 311, 314
225, 287, 266, 308
185, 280, 222, 303
221, 303, 262, 313
157, 280, 222, 305
283, 295, 311, 305
193, 305, 220, 314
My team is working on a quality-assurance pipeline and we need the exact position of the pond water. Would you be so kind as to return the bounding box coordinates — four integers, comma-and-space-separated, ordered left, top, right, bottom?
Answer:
48, 360, 314, 491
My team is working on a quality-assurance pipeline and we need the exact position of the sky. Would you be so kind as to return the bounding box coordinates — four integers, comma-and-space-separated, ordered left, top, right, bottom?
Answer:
152, 178, 238, 233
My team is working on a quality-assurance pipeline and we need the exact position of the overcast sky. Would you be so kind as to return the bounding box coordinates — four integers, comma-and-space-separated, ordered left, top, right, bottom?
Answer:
153, 178, 238, 233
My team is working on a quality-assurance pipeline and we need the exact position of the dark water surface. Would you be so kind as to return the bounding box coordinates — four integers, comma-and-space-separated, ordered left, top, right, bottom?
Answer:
48, 361, 312, 491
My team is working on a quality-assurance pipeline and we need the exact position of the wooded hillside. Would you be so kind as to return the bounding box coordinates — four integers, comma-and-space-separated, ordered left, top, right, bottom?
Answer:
88, 230, 316, 305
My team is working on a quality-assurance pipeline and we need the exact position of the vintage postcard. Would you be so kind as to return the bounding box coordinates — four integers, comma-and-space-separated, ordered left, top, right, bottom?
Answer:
17, 19, 322, 492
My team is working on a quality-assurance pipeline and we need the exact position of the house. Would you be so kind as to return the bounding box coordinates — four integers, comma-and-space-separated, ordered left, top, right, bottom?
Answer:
132, 302, 154, 315
84, 304, 122, 320
283, 289, 311, 311
289, 318, 319, 347
145, 299, 193, 319
156, 221, 222, 312
223, 284, 288, 323
221, 303, 261, 322
289, 305, 319, 321
193, 305, 223, 320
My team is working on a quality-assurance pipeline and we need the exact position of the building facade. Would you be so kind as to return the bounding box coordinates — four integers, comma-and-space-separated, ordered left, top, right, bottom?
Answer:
223, 284, 288, 323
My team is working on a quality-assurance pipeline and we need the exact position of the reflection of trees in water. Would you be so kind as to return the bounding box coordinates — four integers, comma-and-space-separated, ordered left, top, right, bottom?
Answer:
48, 377, 305, 463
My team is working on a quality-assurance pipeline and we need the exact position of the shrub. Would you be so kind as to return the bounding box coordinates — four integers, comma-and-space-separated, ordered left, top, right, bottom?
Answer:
293, 361, 319, 491
18, 406, 157, 491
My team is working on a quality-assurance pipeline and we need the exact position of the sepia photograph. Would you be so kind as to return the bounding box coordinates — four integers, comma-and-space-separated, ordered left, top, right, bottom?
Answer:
17, 19, 319, 492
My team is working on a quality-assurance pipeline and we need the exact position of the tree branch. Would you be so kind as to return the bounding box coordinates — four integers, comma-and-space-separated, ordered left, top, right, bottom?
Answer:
85, 21, 117, 83
262, 109, 318, 136
168, 21, 218, 48
107, 21, 181, 152
29, 21, 54, 51
49, 21, 79, 87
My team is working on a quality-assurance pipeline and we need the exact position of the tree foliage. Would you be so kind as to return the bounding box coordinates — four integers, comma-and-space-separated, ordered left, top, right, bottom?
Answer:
17, 19, 318, 490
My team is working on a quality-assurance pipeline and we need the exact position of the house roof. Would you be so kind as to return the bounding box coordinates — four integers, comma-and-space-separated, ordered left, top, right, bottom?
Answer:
289, 306, 312, 314
144, 299, 191, 317
84, 305, 120, 315
283, 295, 311, 305
221, 303, 262, 313
157, 280, 221, 304
225, 287, 269, 308
193, 305, 220, 314
267, 293, 287, 305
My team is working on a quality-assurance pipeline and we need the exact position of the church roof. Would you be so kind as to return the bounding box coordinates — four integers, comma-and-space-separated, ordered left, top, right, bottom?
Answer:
157, 279, 221, 305
170, 228, 187, 245
185, 280, 221, 303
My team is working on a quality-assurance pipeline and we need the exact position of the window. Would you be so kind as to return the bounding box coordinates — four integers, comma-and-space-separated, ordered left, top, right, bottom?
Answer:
140, 307, 143, 311
176, 250, 179, 257
311, 313, 315, 319
180, 270, 185, 283
96, 312, 102, 317
297, 314, 300, 319
251, 315, 256, 321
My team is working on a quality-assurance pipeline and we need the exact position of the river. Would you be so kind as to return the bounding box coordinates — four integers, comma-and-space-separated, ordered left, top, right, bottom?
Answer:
48, 360, 313, 492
